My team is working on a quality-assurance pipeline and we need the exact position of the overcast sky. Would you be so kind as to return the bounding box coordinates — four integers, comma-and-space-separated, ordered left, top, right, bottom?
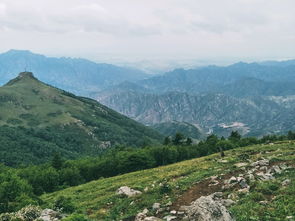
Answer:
0, 0, 294, 67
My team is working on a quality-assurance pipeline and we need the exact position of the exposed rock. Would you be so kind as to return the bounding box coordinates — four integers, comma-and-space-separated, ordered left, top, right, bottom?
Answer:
238, 179, 249, 189
39, 209, 61, 221
116, 186, 142, 197
152, 203, 161, 210
221, 199, 235, 207
256, 172, 275, 181
259, 201, 269, 205
135, 208, 162, 221
234, 163, 248, 168
184, 193, 235, 221
282, 179, 291, 186
163, 215, 177, 221
228, 177, 237, 184
251, 159, 269, 167
238, 187, 250, 194
170, 210, 177, 215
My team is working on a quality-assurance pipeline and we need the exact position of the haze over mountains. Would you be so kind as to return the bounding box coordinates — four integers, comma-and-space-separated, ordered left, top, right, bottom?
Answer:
1, 50, 295, 138
95, 60, 295, 137
0, 50, 148, 96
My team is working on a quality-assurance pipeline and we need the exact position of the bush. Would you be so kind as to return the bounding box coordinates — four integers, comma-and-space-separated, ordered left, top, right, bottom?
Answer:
53, 196, 75, 213
16, 205, 41, 221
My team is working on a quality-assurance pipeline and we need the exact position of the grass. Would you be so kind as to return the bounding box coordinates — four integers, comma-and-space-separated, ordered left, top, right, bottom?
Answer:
41, 141, 295, 220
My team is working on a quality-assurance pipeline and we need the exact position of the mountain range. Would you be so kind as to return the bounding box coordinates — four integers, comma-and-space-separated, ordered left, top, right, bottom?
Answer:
0, 50, 148, 96
1, 50, 295, 138
95, 61, 295, 137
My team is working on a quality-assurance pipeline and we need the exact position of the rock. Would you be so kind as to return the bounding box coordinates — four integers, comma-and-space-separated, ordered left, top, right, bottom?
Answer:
163, 215, 177, 221
135, 209, 160, 221
39, 209, 61, 221
209, 180, 220, 186
239, 179, 249, 189
259, 166, 268, 172
184, 193, 235, 221
228, 176, 237, 184
221, 199, 235, 207
235, 163, 248, 168
246, 173, 255, 181
259, 201, 269, 205
282, 179, 291, 186
228, 193, 239, 201
116, 186, 142, 197
145, 217, 162, 221
238, 187, 250, 194
251, 159, 269, 167
218, 159, 229, 163
256, 172, 275, 181
166, 201, 172, 206
152, 203, 161, 210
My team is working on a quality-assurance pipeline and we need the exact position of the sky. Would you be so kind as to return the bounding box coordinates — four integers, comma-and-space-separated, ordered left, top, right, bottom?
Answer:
0, 0, 295, 70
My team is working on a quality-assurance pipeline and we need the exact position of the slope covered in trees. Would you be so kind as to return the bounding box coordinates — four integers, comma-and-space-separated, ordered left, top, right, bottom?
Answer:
0, 72, 163, 166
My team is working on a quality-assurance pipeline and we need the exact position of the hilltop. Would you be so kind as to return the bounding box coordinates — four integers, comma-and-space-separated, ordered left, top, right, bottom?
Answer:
41, 141, 295, 220
0, 72, 163, 166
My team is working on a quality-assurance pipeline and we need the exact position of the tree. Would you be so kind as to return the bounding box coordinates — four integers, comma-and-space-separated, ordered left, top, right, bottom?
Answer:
186, 137, 193, 145
163, 136, 171, 145
173, 133, 185, 145
51, 152, 64, 170
229, 131, 241, 142
0, 171, 36, 212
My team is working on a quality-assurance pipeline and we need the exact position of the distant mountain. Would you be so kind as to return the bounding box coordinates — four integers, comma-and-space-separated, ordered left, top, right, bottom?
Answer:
152, 121, 205, 140
0, 72, 163, 166
137, 62, 295, 95
216, 77, 295, 97
0, 50, 148, 96
96, 90, 295, 137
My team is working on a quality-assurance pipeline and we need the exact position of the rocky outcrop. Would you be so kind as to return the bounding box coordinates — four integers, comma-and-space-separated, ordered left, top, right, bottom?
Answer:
181, 192, 235, 221
116, 186, 142, 197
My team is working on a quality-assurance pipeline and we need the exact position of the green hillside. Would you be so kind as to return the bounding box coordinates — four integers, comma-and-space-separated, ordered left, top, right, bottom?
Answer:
41, 141, 295, 220
152, 121, 205, 140
0, 72, 163, 166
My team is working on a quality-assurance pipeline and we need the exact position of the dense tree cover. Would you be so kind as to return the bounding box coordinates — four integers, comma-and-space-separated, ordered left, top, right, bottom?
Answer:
0, 123, 161, 167
0, 131, 295, 213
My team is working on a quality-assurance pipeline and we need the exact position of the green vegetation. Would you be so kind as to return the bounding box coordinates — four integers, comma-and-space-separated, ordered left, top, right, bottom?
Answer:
40, 141, 295, 220
0, 72, 163, 166
0, 129, 294, 219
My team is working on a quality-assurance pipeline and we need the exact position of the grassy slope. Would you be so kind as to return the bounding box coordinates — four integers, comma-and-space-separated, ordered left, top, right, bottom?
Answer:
0, 73, 163, 165
42, 141, 295, 220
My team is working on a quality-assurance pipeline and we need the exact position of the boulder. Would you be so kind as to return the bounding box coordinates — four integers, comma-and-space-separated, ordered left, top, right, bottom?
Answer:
282, 179, 291, 186
39, 209, 61, 221
251, 159, 269, 167
116, 186, 142, 197
184, 193, 235, 221
163, 215, 177, 221
152, 203, 161, 210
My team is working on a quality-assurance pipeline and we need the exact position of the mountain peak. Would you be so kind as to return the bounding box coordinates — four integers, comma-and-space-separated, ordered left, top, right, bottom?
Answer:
5, 72, 38, 86
18, 72, 35, 78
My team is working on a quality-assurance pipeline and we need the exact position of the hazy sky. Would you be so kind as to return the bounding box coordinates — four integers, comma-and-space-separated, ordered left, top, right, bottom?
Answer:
0, 0, 295, 65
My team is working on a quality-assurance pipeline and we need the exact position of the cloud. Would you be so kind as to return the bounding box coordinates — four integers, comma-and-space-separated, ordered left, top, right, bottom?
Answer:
0, 0, 294, 63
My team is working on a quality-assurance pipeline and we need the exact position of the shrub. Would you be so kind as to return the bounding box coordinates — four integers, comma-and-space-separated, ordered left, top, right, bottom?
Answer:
53, 196, 75, 213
